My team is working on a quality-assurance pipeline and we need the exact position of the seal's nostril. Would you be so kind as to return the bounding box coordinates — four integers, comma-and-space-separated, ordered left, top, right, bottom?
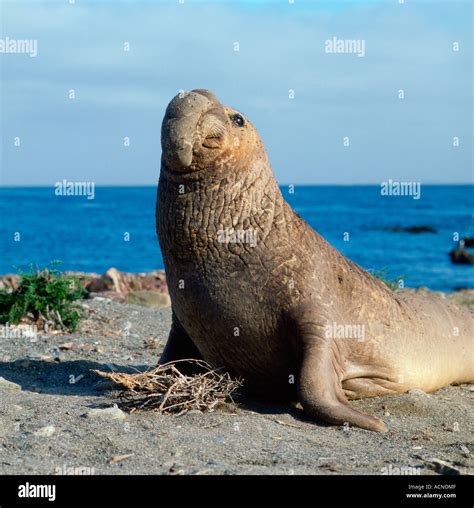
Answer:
202, 135, 222, 149
200, 111, 227, 150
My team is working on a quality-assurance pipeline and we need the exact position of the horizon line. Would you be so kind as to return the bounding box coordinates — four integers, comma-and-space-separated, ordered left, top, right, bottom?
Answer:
1, 182, 473, 188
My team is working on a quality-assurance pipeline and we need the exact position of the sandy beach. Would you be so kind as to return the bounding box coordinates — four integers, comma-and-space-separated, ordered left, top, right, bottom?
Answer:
0, 290, 472, 476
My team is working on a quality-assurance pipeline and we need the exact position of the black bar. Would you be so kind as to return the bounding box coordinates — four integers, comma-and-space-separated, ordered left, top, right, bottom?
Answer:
0, 474, 471, 506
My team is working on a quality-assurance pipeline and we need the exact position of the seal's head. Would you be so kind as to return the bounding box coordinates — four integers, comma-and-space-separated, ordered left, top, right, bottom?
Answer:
161, 89, 266, 177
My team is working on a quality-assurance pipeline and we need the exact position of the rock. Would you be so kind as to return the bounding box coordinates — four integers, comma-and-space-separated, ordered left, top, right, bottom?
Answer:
0, 274, 21, 291
460, 445, 470, 457
424, 458, 462, 475
449, 247, 474, 265
443, 422, 460, 432
64, 271, 100, 278
319, 462, 341, 472
134, 270, 168, 292
86, 267, 130, 294
0, 377, 21, 391
88, 291, 125, 302
85, 407, 126, 421
462, 236, 474, 247
125, 290, 171, 308
107, 268, 131, 294
59, 342, 75, 350
34, 425, 56, 437
385, 225, 437, 234
117, 320, 132, 335
87, 296, 111, 303
86, 268, 168, 297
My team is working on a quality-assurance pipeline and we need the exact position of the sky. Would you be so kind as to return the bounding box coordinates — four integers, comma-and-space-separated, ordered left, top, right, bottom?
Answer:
0, 0, 472, 185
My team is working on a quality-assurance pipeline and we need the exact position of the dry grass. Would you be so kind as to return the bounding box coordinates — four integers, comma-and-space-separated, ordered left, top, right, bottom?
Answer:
93, 359, 241, 415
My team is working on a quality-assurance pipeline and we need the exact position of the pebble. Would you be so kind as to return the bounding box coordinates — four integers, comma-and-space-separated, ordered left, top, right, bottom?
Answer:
34, 425, 56, 437
118, 320, 132, 331
59, 342, 74, 350
85, 407, 126, 421
0, 377, 22, 391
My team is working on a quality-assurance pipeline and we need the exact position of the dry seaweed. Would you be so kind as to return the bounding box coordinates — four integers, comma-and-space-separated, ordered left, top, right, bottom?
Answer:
93, 359, 241, 415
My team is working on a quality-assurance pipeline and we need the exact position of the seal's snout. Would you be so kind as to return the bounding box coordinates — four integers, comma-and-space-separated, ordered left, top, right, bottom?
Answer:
161, 89, 227, 170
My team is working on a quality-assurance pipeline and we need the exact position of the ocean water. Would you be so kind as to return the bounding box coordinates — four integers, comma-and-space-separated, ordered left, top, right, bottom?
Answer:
0, 185, 472, 292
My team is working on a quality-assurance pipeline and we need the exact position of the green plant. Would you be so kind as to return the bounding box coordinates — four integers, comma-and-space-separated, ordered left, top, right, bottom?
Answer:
0, 264, 87, 331
372, 269, 405, 291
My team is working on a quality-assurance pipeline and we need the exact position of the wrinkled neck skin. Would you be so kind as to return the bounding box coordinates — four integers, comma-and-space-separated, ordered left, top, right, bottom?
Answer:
157, 149, 402, 327
157, 150, 291, 273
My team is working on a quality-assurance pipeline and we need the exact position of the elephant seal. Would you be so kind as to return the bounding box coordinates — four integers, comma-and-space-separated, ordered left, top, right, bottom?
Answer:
156, 89, 474, 432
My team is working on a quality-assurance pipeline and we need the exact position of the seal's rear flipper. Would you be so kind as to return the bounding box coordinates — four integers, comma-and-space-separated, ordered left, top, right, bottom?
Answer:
296, 326, 388, 432
299, 393, 388, 433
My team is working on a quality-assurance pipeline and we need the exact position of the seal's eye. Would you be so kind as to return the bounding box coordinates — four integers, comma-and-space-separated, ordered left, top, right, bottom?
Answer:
231, 114, 245, 127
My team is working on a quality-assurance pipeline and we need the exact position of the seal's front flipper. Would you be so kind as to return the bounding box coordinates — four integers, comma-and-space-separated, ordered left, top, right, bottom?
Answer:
295, 314, 387, 433
158, 310, 204, 374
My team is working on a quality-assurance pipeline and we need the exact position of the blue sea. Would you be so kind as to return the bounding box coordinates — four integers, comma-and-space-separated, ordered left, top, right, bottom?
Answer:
0, 185, 472, 292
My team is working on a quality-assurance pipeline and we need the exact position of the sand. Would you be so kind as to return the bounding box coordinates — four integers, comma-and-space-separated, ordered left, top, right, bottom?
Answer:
0, 298, 472, 475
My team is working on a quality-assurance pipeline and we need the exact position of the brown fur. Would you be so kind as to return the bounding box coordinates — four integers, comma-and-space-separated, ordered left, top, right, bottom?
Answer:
156, 89, 474, 432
